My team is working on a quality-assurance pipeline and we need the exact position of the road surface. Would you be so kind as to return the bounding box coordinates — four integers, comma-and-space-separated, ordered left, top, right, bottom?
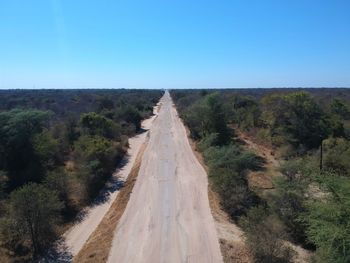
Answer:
107, 91, 223, 263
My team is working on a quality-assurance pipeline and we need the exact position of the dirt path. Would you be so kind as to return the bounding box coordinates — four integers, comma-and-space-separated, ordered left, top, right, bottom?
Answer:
236, 130, 281, 190
107, 91, 223, 263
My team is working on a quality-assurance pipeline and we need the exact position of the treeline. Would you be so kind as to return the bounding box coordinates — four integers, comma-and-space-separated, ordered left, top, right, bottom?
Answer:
0, 89, 162, 260
171, 89, 350, 263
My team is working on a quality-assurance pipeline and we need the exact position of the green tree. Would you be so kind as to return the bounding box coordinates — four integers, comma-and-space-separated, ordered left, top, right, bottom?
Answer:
4, 183, 63, 256
80, 112, 121, 140
74, 135, 122, 200
261, 92, 331, 149
115, 105, 143, 132
323, 138, 350, 176
303, 175, 350, 263
0, 109, 51, 188
270, 176, 308, 245
226, 95, 261, 130
331, 98, 350, 119
44, 168, 69, 208
32, 131, 59, 170
184, 93, 231, 145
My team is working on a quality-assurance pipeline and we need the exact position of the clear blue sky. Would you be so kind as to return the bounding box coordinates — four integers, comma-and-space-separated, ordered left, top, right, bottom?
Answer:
0, 0, 349, 89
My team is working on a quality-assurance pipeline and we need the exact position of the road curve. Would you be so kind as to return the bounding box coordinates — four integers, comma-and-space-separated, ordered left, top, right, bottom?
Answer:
107, 91, 223, 263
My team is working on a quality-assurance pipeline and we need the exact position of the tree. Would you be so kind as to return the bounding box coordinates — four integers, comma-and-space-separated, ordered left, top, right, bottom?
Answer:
331, 99, 350, 119
323, 138, 350, 176
64, 117, 80, 146
184, 93, 231, 145
205, 93, 231, 144
261, 92, 331, 149
32, 131, 59, 170
303, 175, 350, 263
115, 105, 143, 132
73, 135, 122, 200
44, 168, 69, 207
80, 112, 121, 140
226, 95, 261, 130
5, 183, 62, 256
0, 109, 51, 188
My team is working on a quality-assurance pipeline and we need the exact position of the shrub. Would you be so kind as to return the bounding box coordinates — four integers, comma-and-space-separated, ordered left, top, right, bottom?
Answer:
270, 177, 308, 245
183, 93, 231, 144
115, 105, 142, 132
73, 135, 122, 200
203, 144, 262, 218
80, 112, 121, 140
303, 176, 350, 263
44, 168, 69, 208
323, 138, 350, 176
240, 207, 295, 263
1, 183, 62, 256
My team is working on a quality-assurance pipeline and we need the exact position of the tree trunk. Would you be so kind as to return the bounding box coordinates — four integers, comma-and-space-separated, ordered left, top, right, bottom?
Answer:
320, 140, 323, 171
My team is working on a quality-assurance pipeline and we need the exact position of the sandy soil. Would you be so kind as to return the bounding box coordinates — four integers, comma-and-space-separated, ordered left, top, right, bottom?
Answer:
107, 91, 223, 263
45, 106, 158, 261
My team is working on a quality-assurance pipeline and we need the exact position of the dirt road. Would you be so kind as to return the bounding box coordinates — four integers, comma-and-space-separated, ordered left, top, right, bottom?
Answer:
107, 92, 223, 263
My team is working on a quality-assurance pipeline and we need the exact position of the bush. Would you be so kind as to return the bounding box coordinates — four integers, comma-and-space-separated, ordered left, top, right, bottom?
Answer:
44, 168, 69, 208
204, 145, 262, 173
115, 105, 143, 132
240, 207, 295, 263
183, 93, 231, 145
261, 92, 331, 149
270, 177, 308, 245
32, 131, 60, 170
73, 135, 122, 200
211, 169, 258, 218
202, 144, 262, 218
1, 183, 62, 256
0, 109, 51, 188
303, 175, 350, 263
80, 112, 121, 140
323, 138, 350, 176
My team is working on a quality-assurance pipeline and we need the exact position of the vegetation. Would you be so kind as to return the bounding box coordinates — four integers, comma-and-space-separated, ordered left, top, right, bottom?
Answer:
240, 207, 295, 263
1, 184, 63, 256
171, 88, 350, 263
0, 89, 162, 260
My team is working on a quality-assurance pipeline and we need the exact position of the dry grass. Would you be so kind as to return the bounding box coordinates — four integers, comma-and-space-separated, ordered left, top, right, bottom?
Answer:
73, 139, 148, 263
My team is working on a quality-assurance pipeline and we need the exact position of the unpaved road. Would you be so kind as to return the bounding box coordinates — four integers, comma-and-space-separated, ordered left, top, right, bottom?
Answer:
59, 108, 158, 258
107, 91, 223, 263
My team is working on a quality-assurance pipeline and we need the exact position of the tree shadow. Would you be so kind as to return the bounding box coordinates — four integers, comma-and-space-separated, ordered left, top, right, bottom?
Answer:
36, 238, 73, 263
233, 135, 267, 172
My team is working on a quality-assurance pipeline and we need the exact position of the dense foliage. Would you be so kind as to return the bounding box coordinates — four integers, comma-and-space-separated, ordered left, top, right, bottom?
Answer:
0, 89, 162, 259
171, 88, 350, 263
